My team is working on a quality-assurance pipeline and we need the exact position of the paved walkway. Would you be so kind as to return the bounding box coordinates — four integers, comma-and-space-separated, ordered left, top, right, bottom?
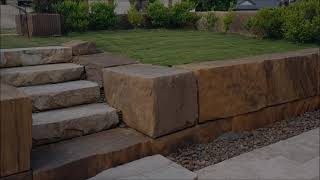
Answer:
88, 128, 319, 180
196, 128, 319, 180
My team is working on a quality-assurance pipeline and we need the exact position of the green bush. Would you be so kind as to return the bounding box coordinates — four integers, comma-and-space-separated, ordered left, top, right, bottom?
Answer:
223, 11, 235, 32
205, 12, 219, 30
33, 0, 63, 13
128, 5, 145, 28
282, 0, 320, 43
89, 2, 118, 30
248, 8, 285, 38
248, 0, 320, 43
54, 0, 89, 32
147, 0, 198, 28
170, 1, 198, 28
147, 0, 170, 28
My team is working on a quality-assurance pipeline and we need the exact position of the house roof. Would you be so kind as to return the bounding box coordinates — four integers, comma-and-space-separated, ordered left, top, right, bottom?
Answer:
236, 0, 280, 10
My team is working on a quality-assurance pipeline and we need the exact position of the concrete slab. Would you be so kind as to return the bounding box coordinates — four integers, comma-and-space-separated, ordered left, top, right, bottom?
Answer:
89, 155, 197, 180
196, 128, 320, 180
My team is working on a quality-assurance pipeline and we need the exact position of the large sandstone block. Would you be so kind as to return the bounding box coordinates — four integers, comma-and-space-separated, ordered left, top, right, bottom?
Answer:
32, 128, 152, 180
0, 84, 32, 177
264, 49, 319, 106
74, 52, 136, 87
32, 103, 119, 145
63, 40, 98, 56
0, 46, 72, 68
18, 80, 100, 111
232, 96, 319, 132
0, 63, 84, 87
178, 59, 267, 123
103, 64, 198, 138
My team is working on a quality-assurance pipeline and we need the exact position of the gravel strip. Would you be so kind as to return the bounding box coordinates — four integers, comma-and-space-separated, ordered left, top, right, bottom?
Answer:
167, 110, 320, 171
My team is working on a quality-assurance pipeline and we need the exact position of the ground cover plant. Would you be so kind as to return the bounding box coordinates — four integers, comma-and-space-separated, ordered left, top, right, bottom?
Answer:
1, 30, 316, 66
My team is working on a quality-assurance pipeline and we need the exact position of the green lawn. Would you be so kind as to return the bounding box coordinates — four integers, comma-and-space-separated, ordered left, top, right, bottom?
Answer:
0, 29, 317, 65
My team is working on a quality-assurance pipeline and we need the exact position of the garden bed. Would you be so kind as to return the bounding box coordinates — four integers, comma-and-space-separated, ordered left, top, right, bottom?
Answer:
0, 30, 317, 66
167, 110, 320, 171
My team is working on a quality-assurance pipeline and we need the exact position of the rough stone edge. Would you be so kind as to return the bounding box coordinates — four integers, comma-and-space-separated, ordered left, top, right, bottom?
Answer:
176, 48, 320, 124
31, 96, 319, 180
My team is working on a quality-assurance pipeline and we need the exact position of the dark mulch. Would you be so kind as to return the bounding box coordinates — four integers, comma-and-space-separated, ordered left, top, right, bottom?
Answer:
167, 110, 320, 171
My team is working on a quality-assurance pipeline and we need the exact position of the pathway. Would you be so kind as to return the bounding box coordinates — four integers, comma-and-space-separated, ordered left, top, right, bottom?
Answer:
196, 128, 319, 180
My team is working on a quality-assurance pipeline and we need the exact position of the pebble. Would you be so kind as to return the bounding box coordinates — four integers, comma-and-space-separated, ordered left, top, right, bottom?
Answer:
167, 110, 320, 171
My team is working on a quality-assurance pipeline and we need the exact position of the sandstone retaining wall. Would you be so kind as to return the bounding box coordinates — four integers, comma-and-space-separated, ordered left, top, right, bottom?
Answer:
177, 48, 320, 123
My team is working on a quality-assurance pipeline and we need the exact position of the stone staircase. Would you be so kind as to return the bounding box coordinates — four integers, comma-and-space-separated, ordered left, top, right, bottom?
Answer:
0, 46, 119, 146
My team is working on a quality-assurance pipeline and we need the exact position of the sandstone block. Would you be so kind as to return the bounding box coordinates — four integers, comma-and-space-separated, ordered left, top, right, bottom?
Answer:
63, 40, 98, 56
18, 80, 100, 111
178, 59, 267, 123
103, 64, 198, 138
32, 103, 119, 145
0, 63, 84, 87
89, 155, 197, 180
0, 46, 72, 68
232, 96, 319, 132
264, 49, 319, 105
0, 84, 32, 177
31, 128, 152, 180
74, 52, 136, 87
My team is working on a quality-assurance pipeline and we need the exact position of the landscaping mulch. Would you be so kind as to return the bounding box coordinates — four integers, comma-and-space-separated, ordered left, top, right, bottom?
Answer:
167, 110, 320, 171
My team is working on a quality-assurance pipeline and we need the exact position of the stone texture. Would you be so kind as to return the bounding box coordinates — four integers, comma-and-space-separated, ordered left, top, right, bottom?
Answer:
29, 98, 317, 180
63, 40, 98, 56
0, 171, 32, 180
0, 46, 72, 68
0, 83, 32, 177
231, 96, 319, 132
31, 128, 152, 180
74, 52, 136, 87
196, 128, 319, 180
103, 64, 198, 138
178, 59, 267, 123
0, 63, 84, 87
264, 49, 319, 105
18, 80, 100, 112
89, 155, 197, 180
32, 103, 119, 145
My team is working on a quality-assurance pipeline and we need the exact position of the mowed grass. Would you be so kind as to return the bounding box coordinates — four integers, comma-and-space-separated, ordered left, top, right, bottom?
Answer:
0, 29, 317, 65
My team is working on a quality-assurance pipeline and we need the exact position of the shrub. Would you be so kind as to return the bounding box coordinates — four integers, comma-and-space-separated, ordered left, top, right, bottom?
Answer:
193, 0, 236, 11
147, 0, 170, 28
54, 0, 89, 32
128, 5, 145, 28
33, 0, 63, 13
89, 2, 118, 30
248, 0, 320, 43
282, 0, 320, 43
170, 1, 198, 28
248, 8, 285, 39
205, 12, 218, 30
223, 11, 235, 32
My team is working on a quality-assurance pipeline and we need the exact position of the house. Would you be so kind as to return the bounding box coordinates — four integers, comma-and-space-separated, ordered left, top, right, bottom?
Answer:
236, 0, 295, 10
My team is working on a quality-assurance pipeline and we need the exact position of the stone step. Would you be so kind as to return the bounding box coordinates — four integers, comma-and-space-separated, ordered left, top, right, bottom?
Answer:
0, 46, 72, 68
89, 155, 197, 180
0, 63, 84, 87
32, 103, 119, 146
18, 80, 100, 112
31, 128, 151, 180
